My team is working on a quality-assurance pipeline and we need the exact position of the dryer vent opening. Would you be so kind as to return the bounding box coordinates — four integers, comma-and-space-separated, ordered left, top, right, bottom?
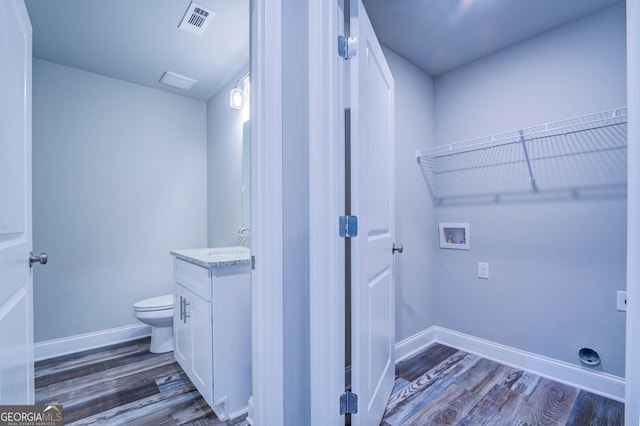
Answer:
578, 347, 601, 366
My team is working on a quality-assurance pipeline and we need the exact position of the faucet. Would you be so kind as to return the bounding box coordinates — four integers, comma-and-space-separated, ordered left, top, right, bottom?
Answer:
237, 227, 251, 247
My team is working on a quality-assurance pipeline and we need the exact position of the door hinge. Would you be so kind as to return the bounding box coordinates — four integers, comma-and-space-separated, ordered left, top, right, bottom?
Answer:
340, 391, 358, 415
338, 35, 357, 59
339, 215, 358, 238
251, 255, 256, 270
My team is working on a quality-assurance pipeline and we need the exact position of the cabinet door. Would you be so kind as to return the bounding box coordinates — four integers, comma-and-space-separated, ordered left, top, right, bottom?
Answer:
173, 286, 190, 371
174, 284, 214, 406
187, 291, 213, 406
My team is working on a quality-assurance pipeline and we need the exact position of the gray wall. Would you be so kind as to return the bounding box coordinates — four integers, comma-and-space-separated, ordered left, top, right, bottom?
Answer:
382, 47, 438, 342
206, 69, 248, 247
282, 0, 310, 422
432, 3, 627, 376
32, 59, 208, 342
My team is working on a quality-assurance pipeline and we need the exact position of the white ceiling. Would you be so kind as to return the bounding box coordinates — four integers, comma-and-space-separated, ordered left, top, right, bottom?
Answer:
24, 0, 622, 100
361, 0, 623, 76
25, 0, 250, 101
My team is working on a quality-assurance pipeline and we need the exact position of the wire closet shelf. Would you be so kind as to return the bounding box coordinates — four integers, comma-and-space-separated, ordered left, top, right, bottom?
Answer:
416, 108, 628, 205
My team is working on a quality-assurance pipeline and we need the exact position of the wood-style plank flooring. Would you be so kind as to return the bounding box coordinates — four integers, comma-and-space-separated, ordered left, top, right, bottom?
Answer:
35, 337, 247, 425
36, 338, 624, 425
383, 343, 624, 425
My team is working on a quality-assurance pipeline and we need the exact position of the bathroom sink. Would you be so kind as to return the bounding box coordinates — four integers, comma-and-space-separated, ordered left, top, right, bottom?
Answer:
170, 246, 250, 268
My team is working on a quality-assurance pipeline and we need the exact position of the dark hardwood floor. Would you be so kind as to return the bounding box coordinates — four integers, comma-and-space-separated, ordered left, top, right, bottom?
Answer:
35, 337, 247, 425
383, 343, 624, 425
36, 338, 623, 425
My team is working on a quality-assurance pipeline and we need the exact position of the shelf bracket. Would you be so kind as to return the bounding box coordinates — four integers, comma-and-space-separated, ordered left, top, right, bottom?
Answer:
519, 130, 538, 192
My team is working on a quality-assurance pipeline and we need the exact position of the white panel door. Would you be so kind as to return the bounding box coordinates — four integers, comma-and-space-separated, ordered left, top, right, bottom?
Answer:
349, 0, 395, 424
0, 0, 34, 404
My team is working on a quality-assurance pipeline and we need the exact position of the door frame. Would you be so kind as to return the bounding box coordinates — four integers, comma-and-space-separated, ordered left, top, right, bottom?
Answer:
307, 0, 345, 425
625, 0, 640, 424
249, 0, 284, 424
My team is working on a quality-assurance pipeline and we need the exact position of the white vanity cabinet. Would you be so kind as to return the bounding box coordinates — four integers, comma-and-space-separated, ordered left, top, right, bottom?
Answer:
171, 251, 251, 421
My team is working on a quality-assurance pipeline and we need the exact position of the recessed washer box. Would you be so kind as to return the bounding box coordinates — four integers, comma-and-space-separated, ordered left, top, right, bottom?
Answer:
439, 223, 470, 250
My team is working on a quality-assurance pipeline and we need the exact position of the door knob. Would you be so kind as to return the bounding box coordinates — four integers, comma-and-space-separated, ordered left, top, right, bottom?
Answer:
29, 252, 48, 267
392, 243, 403, 254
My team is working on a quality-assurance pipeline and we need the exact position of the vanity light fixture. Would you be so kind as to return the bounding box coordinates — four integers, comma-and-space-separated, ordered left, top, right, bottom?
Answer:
229, 72, 250, 109
230, 87, 244, 109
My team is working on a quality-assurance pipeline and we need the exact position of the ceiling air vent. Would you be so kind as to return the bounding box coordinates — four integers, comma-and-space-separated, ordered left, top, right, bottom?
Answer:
159, 71, 197, 90
178, 2, 215, 36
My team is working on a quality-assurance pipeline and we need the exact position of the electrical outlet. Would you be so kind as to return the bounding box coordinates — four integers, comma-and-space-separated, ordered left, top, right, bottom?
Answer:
617, 291, 627, 312
478, 262, 489, 279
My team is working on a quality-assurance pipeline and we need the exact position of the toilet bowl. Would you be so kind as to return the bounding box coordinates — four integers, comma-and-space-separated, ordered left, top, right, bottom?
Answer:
133, 294, 174, 353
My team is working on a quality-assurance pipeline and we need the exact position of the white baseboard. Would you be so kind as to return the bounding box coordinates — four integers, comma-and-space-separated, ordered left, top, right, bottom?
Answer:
395, 326, 625, 402
395, 326, 437, 362
35, 323, 151, 361
246, 396, 254, 426
36, 324, 625, 402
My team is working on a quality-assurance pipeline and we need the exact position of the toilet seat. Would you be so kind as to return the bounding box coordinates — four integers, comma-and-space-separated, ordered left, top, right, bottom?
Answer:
133, 294, 173, 312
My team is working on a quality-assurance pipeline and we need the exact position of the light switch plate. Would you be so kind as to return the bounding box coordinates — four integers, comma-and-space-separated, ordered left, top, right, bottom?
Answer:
478, 262, 489, 279
617, 291, 627, 312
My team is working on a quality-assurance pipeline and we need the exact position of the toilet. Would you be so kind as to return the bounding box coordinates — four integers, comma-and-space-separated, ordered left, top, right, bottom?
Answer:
133, 294, 174, 353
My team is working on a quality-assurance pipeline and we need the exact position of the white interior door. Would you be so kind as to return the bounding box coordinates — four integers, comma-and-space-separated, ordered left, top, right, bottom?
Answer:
349, 0, 395, 424
0, 0, 34, 404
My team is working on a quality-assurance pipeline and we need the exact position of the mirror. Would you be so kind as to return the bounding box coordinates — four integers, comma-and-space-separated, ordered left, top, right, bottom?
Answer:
242, 121, 251, 229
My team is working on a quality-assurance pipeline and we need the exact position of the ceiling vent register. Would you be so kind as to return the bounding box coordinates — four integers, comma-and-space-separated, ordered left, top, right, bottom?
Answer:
178, 2, 215, 36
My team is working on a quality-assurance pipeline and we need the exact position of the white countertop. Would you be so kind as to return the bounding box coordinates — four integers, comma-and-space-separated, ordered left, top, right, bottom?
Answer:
170, 247, 251, 268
